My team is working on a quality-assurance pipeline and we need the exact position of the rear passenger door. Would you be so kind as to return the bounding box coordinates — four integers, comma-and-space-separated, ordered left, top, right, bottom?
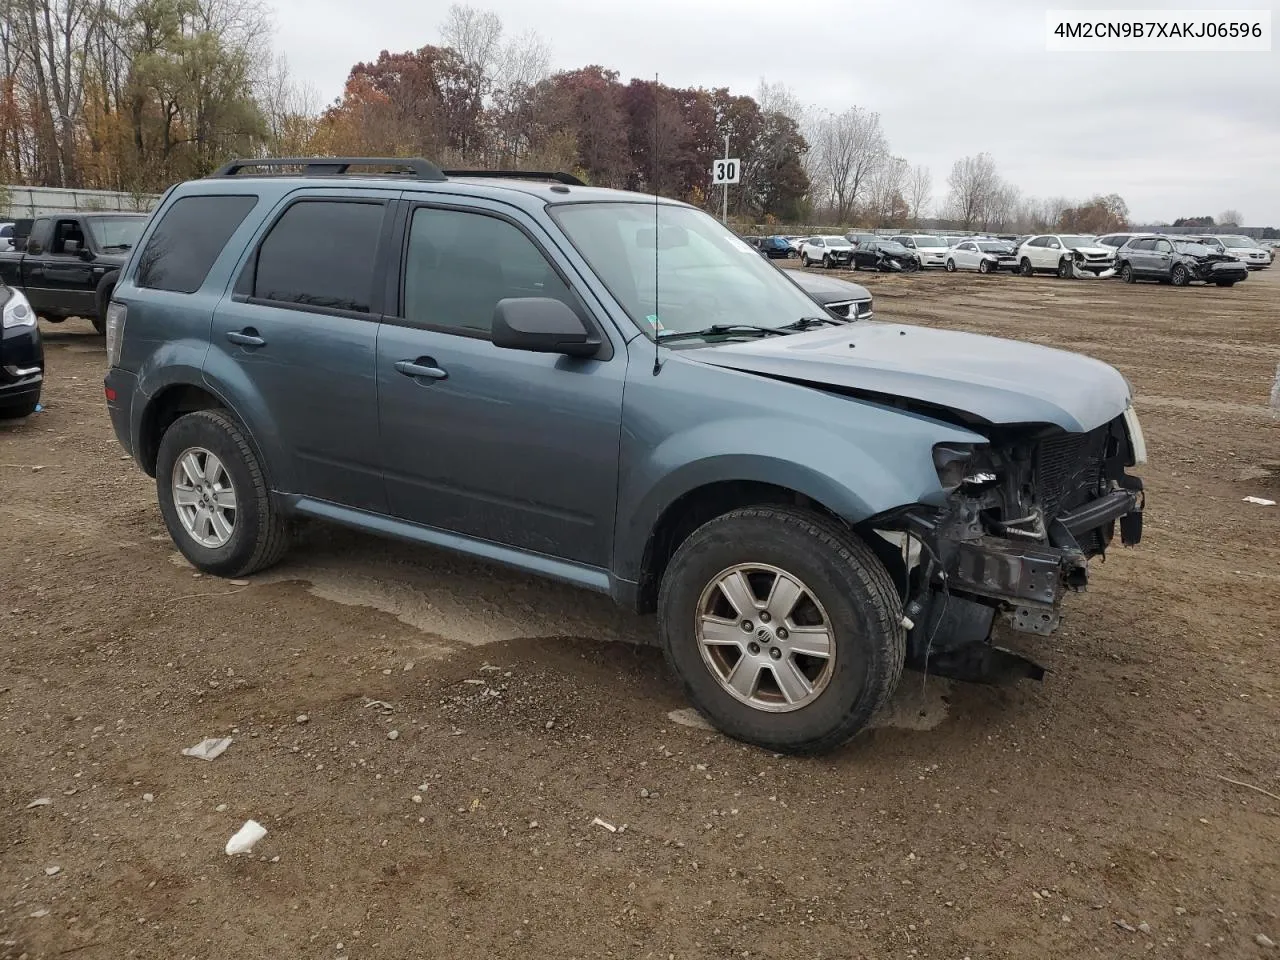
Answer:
375, 198, 625, 569
210, 190, 395, 512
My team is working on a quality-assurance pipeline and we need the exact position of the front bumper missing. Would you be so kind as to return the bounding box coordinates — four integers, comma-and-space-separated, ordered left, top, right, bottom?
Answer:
901, 483, 1142, 638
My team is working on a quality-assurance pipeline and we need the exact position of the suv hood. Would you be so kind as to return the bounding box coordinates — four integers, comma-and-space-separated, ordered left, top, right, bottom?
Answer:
683, 321, 1130, 433
1066, 244, 1113, 257
787, 271, 871, 302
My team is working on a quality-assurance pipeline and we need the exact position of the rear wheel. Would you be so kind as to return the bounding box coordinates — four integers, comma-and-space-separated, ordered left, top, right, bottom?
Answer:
156, 408, 290, 578
1019, 257, 1033, 276
658, 506, 905, 754
1171, 264, 1190, 287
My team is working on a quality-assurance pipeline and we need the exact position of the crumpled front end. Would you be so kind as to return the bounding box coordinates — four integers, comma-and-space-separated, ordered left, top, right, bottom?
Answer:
1186, 253, 1248, 283
872, 409, 1145, 676
1064, 248, 1117, 279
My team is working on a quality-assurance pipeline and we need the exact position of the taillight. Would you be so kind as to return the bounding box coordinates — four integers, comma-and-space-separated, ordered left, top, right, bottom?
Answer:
105, 301, 127, 367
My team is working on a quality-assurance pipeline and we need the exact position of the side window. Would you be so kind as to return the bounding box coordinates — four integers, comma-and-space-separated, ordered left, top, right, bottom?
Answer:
251, 200, 384, 313
50, 219, 85, 255
1028, 236, 1045, 248
26, 219, 52, 255
403, 207, 575, 336
138, 195, 258, 294
1135, 239, 1156, 251
1154, 239, 1173, 253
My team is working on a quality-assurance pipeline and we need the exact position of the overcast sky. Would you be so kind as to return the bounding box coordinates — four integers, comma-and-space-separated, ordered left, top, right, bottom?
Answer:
272, 0, 1280, 225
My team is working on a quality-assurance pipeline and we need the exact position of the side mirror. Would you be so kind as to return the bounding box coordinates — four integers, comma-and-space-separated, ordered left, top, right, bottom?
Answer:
79, 247, 94, 261
492, 298, 599, 358
12, 237, 26, 251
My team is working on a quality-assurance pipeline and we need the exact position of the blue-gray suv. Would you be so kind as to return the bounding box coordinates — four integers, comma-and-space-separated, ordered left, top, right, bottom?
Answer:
104, 157, 1147, 754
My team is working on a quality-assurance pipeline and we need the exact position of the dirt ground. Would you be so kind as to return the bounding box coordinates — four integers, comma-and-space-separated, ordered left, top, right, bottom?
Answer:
2, 264, 1278, 960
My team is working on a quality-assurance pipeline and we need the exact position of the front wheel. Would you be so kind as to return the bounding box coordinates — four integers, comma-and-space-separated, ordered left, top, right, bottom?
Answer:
801, 254, 811, 267
658, 506, 905, 754
1120, 262, 1135, 284
978, 259, 991, 274
1171, 264, 1190, 287
945, 258, 957, 273
156, 408, 290, 578
0, 399, 39, 420
1020, 257, 1033, 277
822, 255, 832, 269
1057, 257, 1074, 279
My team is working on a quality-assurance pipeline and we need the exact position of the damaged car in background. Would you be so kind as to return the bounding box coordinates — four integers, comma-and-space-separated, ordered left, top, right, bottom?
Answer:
105, 161, 1146, 756
1115, 235, 1249, 287
1016, 234, 1117, 279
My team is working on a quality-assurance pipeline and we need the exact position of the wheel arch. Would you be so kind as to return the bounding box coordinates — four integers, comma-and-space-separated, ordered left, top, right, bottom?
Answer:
137, 379, 281, 494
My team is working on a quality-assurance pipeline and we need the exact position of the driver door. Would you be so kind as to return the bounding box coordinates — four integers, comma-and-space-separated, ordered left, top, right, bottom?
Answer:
1040, 237, 1062, 269
376, 198, 626, 568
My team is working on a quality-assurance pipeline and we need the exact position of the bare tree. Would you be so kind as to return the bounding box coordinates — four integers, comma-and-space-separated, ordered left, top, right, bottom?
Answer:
755, 77, 805, 126
946, 153, 1000, 229
440, 3, 503, 92
906, 163, 930, 226
807, 106, 886, 223
1218, 208, 1243, 227
864, 155, 907, 226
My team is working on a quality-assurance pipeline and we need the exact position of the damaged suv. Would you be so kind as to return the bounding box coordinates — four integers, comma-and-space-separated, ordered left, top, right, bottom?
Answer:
104, 157, 1146, 755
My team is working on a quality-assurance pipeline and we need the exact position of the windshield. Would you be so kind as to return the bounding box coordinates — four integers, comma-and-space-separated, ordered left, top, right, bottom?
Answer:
912, 236, 944, 247
551, 202, 828, 341
86, 217, 146, 250
877, 241, 909, 254
1058, 235, 1096, 248
977, 242, 1011, 253
822, 236, 852, 248
1218, 235, 1255, 248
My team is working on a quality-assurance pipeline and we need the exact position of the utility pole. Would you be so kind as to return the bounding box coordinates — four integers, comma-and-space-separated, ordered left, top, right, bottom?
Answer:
721, 134, 730, 224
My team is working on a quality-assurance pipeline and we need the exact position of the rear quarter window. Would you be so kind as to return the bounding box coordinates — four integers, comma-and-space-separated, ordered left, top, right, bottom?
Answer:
136, 195, 258, 294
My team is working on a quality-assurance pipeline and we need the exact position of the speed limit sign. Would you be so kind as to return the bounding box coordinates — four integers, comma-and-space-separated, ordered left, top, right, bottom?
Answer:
711, 158, 741, 184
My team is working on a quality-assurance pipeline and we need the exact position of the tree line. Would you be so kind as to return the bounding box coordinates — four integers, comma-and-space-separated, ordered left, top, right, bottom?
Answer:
0, 0, 1254, 233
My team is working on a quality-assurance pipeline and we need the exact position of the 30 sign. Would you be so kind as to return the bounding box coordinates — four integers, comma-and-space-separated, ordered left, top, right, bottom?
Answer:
711, 158, 741, 185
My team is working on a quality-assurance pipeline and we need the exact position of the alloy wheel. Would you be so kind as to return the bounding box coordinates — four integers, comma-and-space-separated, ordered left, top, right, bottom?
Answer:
695, 563, 835, 713
171, 446, 237, 548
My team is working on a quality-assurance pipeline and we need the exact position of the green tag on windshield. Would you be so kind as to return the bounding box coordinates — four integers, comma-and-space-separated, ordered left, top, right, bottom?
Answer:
646, 315, 665, 332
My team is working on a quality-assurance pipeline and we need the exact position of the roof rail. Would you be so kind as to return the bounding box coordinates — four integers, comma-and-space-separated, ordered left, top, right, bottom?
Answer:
442, 169, 585, 187
211, 157, 447, 181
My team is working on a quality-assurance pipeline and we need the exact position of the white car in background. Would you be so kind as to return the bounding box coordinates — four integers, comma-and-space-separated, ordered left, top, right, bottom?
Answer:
1190, 234, 1271, 269
1017, 234, 1117, 278
891, 235, 951, 268
0, 222, 14, 252
945, 239, 1020, 274
799, 235, 855, 268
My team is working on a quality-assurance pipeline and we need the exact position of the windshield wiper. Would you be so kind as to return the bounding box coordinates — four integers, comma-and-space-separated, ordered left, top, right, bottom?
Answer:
101, 243, 132, 251
780, 316, 846, 331
657, 324, 791, 344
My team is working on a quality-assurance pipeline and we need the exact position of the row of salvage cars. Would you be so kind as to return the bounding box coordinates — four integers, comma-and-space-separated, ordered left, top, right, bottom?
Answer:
751, 231, 1270, 288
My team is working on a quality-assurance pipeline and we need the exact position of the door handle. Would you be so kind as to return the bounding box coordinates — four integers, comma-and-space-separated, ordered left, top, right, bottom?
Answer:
226, 329, 265, 347
394, 359, 448, 381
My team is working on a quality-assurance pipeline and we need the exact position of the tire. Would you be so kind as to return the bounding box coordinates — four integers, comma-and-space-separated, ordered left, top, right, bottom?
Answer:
155, 408, 290, 578
978, 259, 991, 274
822, 255, 831, 269
1120, 262, 1135, 284
903, 258, 920, 273
0, 399, 39, 420
658, 506, 905, 755
1057, 257, 1074, 279
787, 249, 797, 259
801, 254, 811, 267
945, 258, 956, 273
1019, 257, 1033, 277
1171, 264, 1189, 287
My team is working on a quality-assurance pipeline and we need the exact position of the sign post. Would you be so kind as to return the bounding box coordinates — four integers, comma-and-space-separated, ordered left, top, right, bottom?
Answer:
711, 136, 740, 224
